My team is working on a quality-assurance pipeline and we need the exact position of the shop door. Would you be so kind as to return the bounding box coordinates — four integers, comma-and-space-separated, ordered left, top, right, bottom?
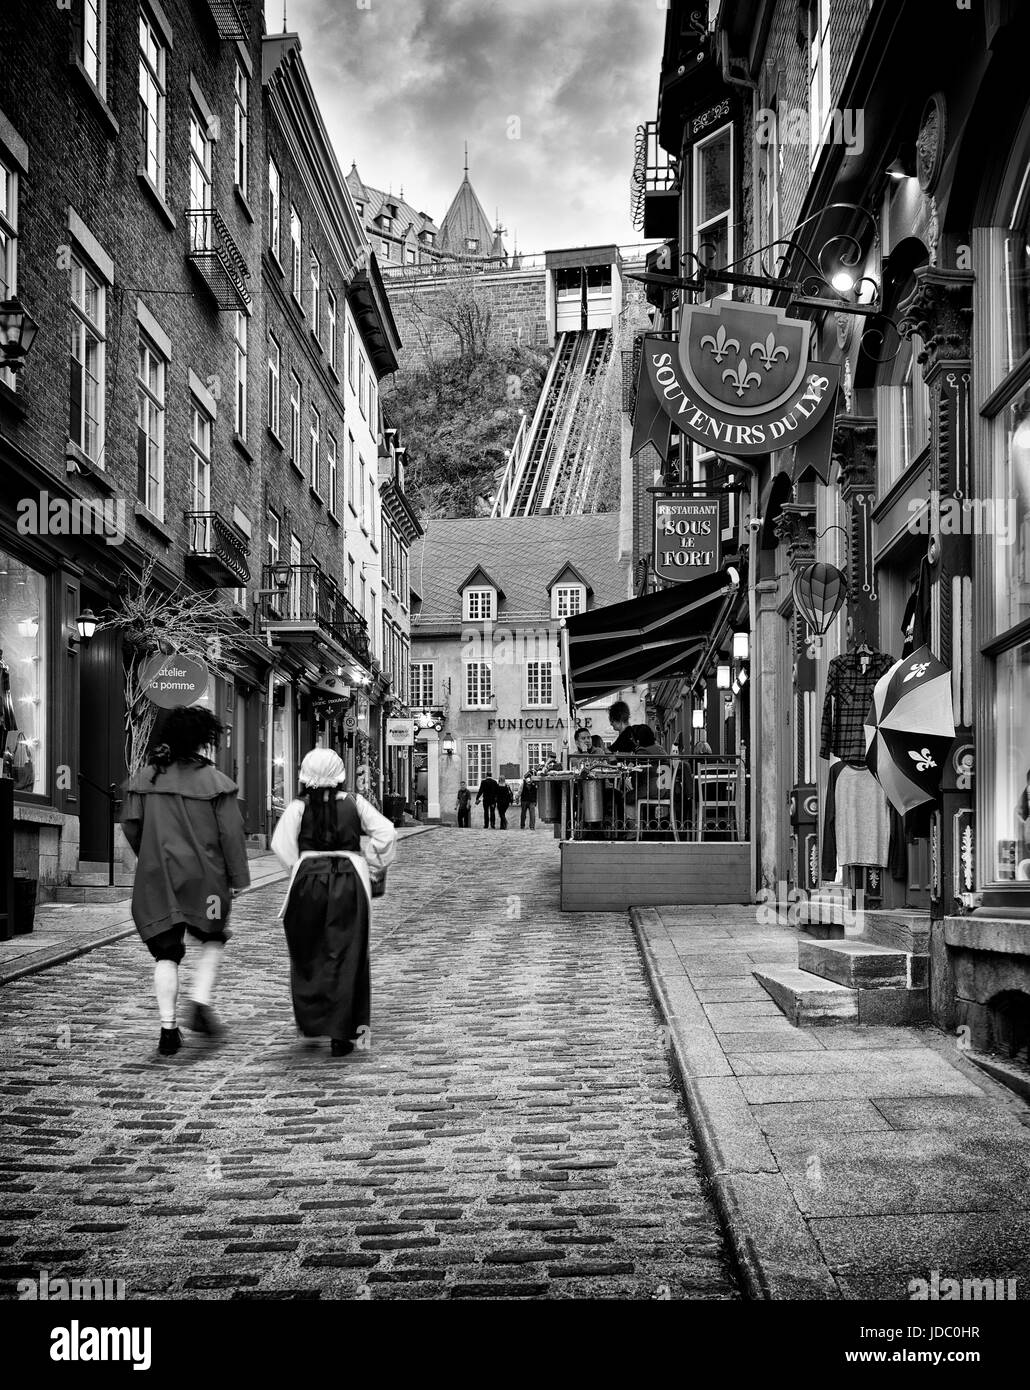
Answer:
78, 624, 124, 861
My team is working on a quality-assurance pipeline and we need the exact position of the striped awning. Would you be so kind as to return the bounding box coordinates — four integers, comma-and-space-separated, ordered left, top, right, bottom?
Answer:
561, 569, 739, 706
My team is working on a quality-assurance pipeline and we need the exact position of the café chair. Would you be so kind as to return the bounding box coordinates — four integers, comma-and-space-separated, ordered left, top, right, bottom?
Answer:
635, 759, 680, 842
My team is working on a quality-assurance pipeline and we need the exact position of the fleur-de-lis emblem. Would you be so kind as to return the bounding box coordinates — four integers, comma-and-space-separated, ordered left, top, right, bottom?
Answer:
722, 357, 762, 397
749, 332, 789, 371
700, 324, 740, 363
908, 747, 937, 772
903, 661, 930, 682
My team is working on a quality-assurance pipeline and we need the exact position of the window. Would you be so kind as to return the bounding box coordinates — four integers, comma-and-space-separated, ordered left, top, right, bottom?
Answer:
369, 379, 378, 432
994, 383, 1030, 636
267, 508, 280, 564
267, 333, 280, 436
188, 101, 213, 252
526, 740, 557, 771
358, 354, 366, 417
464, 660, 492, 707
290, 205, 302, 299
370, 592, 376, 650
347, 432, 356, 508
82, 0, 106, 93
0, 551, 48, 794
0, 154, 17, 386
993, 641, 1030, 881
310, 251, 321, 337
466, 237, 479, 253
807, 0, 832, 159
327, 288, 337, 371
553, 584, 584, 618
756, 99, 780, 304
360, 571, 366, 616
69, 255, 106, 464
234, 310, 248, 439
466, 743, 493, 786
327, 432, 338, 514
406, 245, 416, 266
694, 123, 733, 271
309, 406, 320, 492
347, 322, 355, 388
288, 532, 302, 618
289, 372, 302, 467
411, 662, 434, 707
525, 661, 554, 707
268, 158, 281, 259
347, 553, 355, 599
464, 587, 494, 621
138, 7, 166, 195
380, 240, 391, 260
137, 332, 165, 516
233, 62, 248, 194
189, 400, 212, 519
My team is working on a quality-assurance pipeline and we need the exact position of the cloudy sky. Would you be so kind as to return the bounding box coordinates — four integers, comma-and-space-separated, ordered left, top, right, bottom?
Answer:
264, 0, 666, 253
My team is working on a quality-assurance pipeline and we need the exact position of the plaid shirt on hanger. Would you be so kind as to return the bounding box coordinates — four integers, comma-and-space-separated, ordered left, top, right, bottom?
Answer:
819, 651, 894, 762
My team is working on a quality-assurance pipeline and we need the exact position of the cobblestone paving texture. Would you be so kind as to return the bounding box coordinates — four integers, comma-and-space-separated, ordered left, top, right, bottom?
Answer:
0, 829, 740, 1301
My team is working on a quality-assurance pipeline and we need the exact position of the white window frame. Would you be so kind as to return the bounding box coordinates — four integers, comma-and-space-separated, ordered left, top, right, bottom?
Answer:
137, 330, 165, 517
358, 353, 366, 417
552, 584, 585, 619
267, 332, 280, 436
808, 0, 832, 162
526, 740, 557, 771
525, 660, 555, 709
138, 6, 167, 196
327, 287, 337, 371
267, 507, 280, 564
347, 431, 356, 510
347, 321, 355, 389
289, 372, 302, 467
464, 587, 495, 621
693, 122, 734, 274
189, 398, 212, 530
464, 660, 493, 708
69, 254, 106, 465
410, 662, 435, 708
310, 251, 321, 338
188, 100, 213, 253
327, 431, 338, 515
309, 405, 320, 493
290, 206, 302, 300
234, 309, 248, 439
233, 61, 248, 195
82, 0, 107, 95
0, 153, 17, 386
466, 742, 494, 786
268, 157, 281, 260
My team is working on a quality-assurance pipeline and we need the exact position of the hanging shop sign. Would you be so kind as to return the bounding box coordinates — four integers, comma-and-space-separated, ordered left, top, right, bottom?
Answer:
640, 302, 840, 456
385, 718, 415, 747
653, 496, 721, 582
140, 653, 209, 708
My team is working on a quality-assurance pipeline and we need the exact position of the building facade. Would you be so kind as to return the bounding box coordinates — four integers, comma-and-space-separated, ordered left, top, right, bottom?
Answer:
409, 514, 636, 822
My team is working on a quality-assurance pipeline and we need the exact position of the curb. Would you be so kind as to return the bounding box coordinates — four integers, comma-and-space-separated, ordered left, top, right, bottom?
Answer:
630, 906, 840, 1302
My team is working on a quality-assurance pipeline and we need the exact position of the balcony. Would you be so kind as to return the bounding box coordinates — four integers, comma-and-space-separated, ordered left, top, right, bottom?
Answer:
630, 121, 679, 239
258, 563, 371, 667
186, 206, 251, 311
204, 0, 247, 40
185, 511, 251, 588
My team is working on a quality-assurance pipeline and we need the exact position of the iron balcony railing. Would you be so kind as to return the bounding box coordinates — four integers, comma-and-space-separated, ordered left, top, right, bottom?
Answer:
186, 205, 251, 310
185, 510, 250, 587
631, 121, 679, 233
533, 752, 749, 843
258, 563, 370, 665
204, 0, 247, 40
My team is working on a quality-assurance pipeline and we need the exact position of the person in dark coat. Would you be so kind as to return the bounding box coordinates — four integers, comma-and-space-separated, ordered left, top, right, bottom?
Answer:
455, 780, 472, 827
607, 699, 657, 754
271, 749, 395, 1056
495, 775, 513, 829
520, 774, 538, 829
121, 706, 250, 1057
475, 774, 499, 828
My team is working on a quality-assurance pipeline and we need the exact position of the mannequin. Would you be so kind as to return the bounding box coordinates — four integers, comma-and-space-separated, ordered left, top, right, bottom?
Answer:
820, 634, 893, 875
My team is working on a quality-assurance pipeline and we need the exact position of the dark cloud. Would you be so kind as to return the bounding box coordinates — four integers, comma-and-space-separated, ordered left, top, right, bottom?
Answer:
267, 0, 665, 252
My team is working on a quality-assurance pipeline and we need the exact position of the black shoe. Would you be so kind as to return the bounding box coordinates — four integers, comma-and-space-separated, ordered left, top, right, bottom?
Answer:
186, 1003, 223, 1036
330, 1038, 354, 1056
158, 1027, 182, 1056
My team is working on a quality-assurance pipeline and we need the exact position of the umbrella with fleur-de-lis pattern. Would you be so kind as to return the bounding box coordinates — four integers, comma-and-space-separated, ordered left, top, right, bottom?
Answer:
863, 645, 956, 814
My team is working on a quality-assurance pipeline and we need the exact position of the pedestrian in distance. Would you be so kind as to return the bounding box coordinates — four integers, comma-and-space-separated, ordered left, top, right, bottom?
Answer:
520, 772, 538, 829
475, 772, 499, 828
455, 779, 472, 827
120, 706, 250, 1058
271, 749, 396, 1057
496, 775, 513, 829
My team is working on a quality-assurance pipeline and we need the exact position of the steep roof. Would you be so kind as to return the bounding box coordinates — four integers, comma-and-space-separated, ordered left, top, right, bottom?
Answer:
411, 514, 629, 626
438, 171, 501, 257
345, 163, 439, 241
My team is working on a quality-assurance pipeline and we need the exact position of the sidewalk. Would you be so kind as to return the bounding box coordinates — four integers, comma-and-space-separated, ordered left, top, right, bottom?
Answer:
0, 826, 433, 988
633, 905, 1030, 1301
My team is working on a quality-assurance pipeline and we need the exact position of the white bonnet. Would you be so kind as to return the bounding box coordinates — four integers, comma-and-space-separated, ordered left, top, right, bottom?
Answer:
299, 748, 346, 789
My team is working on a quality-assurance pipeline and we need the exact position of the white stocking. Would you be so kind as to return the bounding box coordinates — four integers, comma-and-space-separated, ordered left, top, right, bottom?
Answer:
192, 942, 224, 1007
154, 960, 179, 1027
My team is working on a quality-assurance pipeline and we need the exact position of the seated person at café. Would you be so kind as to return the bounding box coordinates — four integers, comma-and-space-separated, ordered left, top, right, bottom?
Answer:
607, 700, 659, 754
590, 735, 607, 752
573, 726, 594, 756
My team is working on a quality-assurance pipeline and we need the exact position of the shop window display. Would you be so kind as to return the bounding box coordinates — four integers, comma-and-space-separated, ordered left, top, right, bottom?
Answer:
0, 549, 46, 795
994, 641, 1030, 881
998, 389, 1030, 634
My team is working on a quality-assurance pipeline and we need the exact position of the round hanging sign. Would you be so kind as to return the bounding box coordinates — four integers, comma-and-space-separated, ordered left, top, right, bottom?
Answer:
141, 653, 210, 708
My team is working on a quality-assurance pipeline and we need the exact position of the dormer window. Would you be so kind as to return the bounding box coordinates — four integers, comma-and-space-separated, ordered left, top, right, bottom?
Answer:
355, 201, 364, 216
464, 587, 494, 621
465, 237, 479, 253
553, 584, 585, 619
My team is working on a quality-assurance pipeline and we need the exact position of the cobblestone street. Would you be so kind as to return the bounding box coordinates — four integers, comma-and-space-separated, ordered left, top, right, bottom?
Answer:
0, 829, 739, 1301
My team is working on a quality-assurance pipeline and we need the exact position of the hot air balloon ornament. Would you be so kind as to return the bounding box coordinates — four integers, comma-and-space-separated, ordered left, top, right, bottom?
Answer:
792, 562, 848, 655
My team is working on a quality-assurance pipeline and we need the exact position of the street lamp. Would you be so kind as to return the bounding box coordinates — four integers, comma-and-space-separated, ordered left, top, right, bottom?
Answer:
76, 609, 99, 640
732, 630, 749, 662
0, 297, 40, 372
691, 706, 705, 731
441, 731, 455, 756
716, 659, 731, 690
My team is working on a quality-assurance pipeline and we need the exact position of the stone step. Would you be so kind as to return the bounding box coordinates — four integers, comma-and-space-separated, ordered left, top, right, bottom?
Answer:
69, 870, 135, 887
752, 965, 858, 1026
51, 886, 132, 904
860, 910, 931, 955
798, 937, 910, 989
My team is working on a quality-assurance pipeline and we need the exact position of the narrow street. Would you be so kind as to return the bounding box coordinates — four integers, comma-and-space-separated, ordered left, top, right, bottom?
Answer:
0, 829, 739, 1301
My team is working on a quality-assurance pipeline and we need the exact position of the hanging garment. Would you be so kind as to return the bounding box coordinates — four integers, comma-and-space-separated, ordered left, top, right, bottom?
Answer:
821, 759, 847, 880
835, 764, 890, 867
819, 650, 894, 762
900, 557, 932, 658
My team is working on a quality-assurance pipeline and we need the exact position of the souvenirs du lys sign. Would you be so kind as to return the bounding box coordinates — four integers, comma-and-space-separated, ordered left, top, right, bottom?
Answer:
642, 301, 840, 456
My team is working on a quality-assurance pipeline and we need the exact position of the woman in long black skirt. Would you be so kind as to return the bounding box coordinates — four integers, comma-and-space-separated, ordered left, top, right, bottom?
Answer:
271, 749, 396, 1055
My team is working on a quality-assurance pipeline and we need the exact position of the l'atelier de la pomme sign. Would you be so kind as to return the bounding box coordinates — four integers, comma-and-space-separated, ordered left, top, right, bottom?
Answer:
644, 301, 840, 455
